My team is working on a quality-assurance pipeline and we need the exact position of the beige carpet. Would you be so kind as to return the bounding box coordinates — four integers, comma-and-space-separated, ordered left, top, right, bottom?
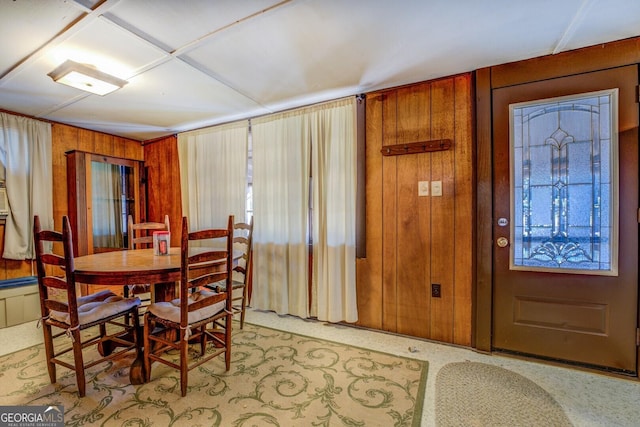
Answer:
0, 322, 427, 426
435, 361, 573, 427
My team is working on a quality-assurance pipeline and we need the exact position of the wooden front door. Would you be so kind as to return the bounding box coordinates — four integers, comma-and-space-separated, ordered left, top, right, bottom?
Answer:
492, 66, 638, 374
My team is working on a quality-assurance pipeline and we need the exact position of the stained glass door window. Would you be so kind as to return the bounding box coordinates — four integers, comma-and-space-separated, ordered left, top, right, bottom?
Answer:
509, 89, 618, 275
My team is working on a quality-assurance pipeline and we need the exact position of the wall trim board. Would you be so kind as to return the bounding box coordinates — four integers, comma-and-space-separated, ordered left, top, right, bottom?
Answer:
490, 37, 640, 89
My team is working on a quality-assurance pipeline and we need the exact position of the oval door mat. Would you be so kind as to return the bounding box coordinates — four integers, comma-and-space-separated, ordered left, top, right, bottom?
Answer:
436, 361, 573, 426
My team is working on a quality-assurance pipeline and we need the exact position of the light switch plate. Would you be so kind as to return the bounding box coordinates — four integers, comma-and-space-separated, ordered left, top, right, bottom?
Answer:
431, 180, 442, 196
418, 181, 429, 196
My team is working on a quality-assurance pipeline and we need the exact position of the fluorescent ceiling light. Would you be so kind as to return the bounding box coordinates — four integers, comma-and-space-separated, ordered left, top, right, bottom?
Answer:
48, 60, 128, 96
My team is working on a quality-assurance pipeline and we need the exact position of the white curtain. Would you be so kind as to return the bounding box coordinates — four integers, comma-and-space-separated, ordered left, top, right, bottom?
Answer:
178, 121, 248, 230
251, 97, 358, 322
0, 113, 53, 260
91, 162, 124, 248
309, 98, 358, 323
251, 112, 310, 318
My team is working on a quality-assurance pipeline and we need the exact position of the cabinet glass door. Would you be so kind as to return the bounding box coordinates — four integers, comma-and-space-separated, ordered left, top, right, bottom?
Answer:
91, 160, 134, 252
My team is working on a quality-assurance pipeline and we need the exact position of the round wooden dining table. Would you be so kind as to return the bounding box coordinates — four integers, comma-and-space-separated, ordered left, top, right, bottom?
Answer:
73, 246, 236, 384
75, 247, 184, 302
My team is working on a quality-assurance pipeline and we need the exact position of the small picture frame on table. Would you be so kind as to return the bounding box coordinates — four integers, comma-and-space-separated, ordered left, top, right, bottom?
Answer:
153, 231, 170, 256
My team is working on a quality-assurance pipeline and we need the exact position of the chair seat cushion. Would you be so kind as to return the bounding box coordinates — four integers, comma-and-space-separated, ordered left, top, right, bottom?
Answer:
147, 289, 226, 324
77, 289, 119, 305
129, 284, 151, 294
50, 291, 141, 326
207, 279, 244, 292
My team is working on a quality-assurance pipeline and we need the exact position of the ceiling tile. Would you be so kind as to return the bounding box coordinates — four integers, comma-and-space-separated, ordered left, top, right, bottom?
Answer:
560, 0, 640, 51
0, 0, 83, 76
102, 0, 284, 52
44, 16, 169, 78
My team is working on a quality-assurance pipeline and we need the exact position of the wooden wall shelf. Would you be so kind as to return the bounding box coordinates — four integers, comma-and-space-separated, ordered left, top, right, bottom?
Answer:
381, 139, 451, 156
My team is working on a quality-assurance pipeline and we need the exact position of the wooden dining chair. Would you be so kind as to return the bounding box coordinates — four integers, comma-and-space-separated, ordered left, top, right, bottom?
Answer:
206, 217, 252, 329
33, 215, 142, 397
143, 215, 234, 396
124, 214, 170, 302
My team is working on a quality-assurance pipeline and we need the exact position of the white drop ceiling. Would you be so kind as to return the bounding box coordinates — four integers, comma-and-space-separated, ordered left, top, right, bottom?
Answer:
1, 0, 639, 141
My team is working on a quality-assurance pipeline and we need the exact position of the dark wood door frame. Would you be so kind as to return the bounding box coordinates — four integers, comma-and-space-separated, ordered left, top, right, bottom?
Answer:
474, 37, 640, 374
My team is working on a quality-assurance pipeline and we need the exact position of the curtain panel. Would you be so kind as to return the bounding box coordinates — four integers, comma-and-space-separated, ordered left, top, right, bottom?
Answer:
252, 97, 358, 322
309, 98, 358, 323
178, 121, 249, 231
0, 113, 53, 260
251, 112, 311, 318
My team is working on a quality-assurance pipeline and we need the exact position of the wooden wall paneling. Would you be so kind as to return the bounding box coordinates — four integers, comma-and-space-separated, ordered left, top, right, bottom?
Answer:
50, 124, 79, 263
418, 148, 433, 336
93, 132, 113, 155
51, 125, 78, 264
381, 91, 399, 332
143, 143, 159, 222
123, 137, 144, 161
397, 153, 428, 335
77, 128, 95, 153
397, 83, 431, 142
429, 78, 456, 343
167, 137, 183, 244
452, 74, 474, 346
2, 253, 30, 280
355, 76, 475, 343
143, 136, 182, 247
112, 136, 126, 158
475, 67, 494, 352
0, 227, 32, 279
395, 84, 432, 338
52, 124, 79, 227
5, 261, 31, 279
355, 93, 385, 329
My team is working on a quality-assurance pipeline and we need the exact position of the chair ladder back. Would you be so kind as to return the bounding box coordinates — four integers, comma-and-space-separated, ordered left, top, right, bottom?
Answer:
232, 218, 253, 283
188, 251, 229, 288
128, 214, 170, 249
180, 216, 234, 322
34, 215, 81, 324
125, 214, 171, 301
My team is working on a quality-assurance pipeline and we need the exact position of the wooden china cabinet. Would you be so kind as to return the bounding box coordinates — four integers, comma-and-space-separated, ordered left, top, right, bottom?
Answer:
66, 150, 144, 294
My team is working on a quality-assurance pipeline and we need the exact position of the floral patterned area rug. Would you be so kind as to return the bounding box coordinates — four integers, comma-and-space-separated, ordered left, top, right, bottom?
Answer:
0, 322, 427, 426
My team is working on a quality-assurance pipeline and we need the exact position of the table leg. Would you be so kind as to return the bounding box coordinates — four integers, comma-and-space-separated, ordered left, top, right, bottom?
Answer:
128, 281, 177, 384
153, 281, 176, 302
130, 321, 146, 384
130, 355, 146, 384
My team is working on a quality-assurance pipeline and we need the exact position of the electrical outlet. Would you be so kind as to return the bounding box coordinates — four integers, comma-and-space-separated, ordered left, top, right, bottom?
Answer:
431, 283, 441, 298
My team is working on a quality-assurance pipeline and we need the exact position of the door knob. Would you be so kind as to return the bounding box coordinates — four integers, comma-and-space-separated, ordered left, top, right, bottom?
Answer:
497, 237, 509, 248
